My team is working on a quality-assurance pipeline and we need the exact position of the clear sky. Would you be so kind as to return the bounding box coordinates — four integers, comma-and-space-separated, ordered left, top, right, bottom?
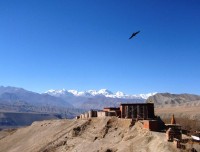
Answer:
0, 0, 200, 94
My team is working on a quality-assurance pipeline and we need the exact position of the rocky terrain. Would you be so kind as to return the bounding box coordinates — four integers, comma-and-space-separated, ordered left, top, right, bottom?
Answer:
0, 117, 179, 152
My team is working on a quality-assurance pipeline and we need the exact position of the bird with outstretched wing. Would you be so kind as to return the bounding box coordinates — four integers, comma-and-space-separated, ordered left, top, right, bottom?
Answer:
129, 31, 140, 39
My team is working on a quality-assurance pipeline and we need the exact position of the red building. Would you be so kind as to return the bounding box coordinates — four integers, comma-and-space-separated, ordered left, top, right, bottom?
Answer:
120, 103, 155, 119
143, 120, 158, 131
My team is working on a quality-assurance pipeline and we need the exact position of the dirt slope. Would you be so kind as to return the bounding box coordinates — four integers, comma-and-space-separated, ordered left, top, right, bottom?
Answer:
0, 117, 179, 152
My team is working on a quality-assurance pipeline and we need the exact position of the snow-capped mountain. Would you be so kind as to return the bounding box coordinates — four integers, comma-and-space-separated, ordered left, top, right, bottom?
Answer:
0, 86, 157, 112
45, 89, 157, 100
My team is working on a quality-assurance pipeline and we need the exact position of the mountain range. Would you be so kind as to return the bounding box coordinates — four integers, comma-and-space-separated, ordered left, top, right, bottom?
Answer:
45, 89, 157, 109
1, 86, 200, 111
45, 89, 156, 99
0, 86, 74, 113
0, 86, 72, 107
0, 86, 156, 113
1, 86, 200, 129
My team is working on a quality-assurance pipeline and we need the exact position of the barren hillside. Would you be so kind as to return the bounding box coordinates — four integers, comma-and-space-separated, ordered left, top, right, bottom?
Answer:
147, 93, 200, 107
147, 93, 200, 130
0, 117, 179, 152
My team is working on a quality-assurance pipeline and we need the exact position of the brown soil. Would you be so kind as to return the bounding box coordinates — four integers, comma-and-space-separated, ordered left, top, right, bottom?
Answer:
0, 117, 180, 152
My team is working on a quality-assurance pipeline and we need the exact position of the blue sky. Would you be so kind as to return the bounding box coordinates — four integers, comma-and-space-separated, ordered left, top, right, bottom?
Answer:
0, 0, 200, 94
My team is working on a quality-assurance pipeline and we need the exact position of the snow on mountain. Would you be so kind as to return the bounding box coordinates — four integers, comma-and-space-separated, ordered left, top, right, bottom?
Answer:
97, 89, 113, 96
137, 93, 157, 99
45, 89, 74, 96
45, 89, 157, 99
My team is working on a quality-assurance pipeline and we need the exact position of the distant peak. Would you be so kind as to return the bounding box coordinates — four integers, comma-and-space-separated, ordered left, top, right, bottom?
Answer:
98, 89, 113, 95
45, 89, 156, 99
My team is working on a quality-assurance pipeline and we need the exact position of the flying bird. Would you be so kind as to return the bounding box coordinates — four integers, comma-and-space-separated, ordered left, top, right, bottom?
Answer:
129, 31, 140, 39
